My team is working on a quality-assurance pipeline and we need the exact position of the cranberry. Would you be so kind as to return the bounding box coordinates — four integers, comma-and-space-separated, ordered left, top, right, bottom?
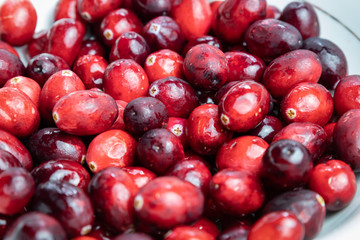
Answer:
209, 168, 265, 216
263, 189, 326, 240
73, 55, 108, 89
77, 0, 123, 23
0, 41, 19, 57
30, 181, 94, 237
248, 211, 305, 240
88, 167, 137, 233
55, 0, 84, 23
123, 97, 169, 137
100, 8, 142, 46
334, 75, 360, 116
132, 0, 172, 21
266, 5, 281, 19
186, 104, 233, 155
113, 232, 154, 240
262, 49, 322, 99
182, 35, 223, 56
214, 81, 241, 104
217, 224, 250, 240
86, 223, 116, 240
191, 217, 220, 238
111, 100, 128, 130
0, 49, 25, 87
86, 129, 136, 173
280, 1, 319, 40
212, 0, 266, 44
76, 37, 106, 60
0, 149, 21, 174
122, 166, 157, 190
133, 176, 204, 231
144, 49, 184, 83
166, 117, 188, 148
72, 237, 98, 240
3, 212, 66, 240
0, 0, 37, 46
218, 80, 270, 132
4, 76, 41, 108
27, 30, 48, 59
0, 167, 35, 215
303, 37, 347, 89
103, 59, 149, 102
249, 115, 284, 143
164, 226, 215, 240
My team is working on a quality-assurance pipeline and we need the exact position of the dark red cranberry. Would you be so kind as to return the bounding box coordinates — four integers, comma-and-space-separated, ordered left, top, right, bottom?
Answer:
323, 122, 336, 154
280, 1, 319, 40
86, 223, 116, 240
266, 5, 281, 19
334, 75, 360, 116
191, 217, 220, 238
113, 232, 154, 240
76, 37, 106, 60
303, 37, 347, 89
182, 35, 223, 56
249, 115, 284, 143
122, 166, 157, 190
0, 41, 19, 57
73, 55, 107, 89
0, 149, 21, 174
217, 224, 250, 240
3, 212, 67, 240
0, 49, 25, 87
132, 0, 172, 21
164, 226, 215, 240
27, 30, 48, 59
166, 117, 188, 148
123, 97, 169, 137
77, 0, 122, 23
88, 167, 137, 234
143, 16, 185, 53
30, 181, 94, 237
263, 189, 326, 240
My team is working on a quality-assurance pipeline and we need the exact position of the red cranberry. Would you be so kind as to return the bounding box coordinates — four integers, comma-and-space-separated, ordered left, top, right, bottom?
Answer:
334, 75, 360, 116
0, 149, 21, 174
0, 0, 37, 46
218, 80, 270, 132
166, 117, 188, 148
280, 1, 319, 40
55, 0, 84, 23
86, 223, 116, 240
31, 181, 94, 237
86, 129, 136, 173
73, 55, 108, 89
133, 176, 204, 231
217, 224, 250, 240
209, 168, 265, 216
122, 166, 157, 190
164, 226, 215, 240
262, 49, 322, 99
214, 81, 241, 104
77, 0, 123, 23
88, 167, 137, 234
249, 115, 284, 143
212, 0, 266, 44
303, 37, 347, 89
0, 167, 35, 215
248, 211, 305, 240
4, 76, 41, 108
263, 189, 326, 240
123, 97, 169, 137
27, 30, 48, 59
113, 232, 154, 240
3, 212, 67, 240
76, 37, 106, 60
191, 217, 220, 238
0, 41, 19, 57
0, 49, 25, 87
132, 0, 172, 21
266, 5, 281, 19
186, 104, 233, 155
182, 35, 223, 56
111, 100, 128, 130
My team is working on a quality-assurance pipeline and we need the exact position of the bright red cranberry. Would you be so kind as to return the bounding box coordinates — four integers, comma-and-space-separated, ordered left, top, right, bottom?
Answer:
27, 30, 48, 58
0, 49, 25, 87
191, 217, 220, 238
217, 224, 250, 240
113, 232, 154, 240
303, 37, 347, 89
209, 168, 265, 216
76, 37, 106, 60
245, 19, 303, 62
309, 160, 357, 211
186, 104, 233, 155
3, 212, 66, 240
172, 0, 212, 40
100, 8, 142, 46
26, 53, 70, 87
266, 5, 281, 19
263, 189, 326, 240
225, 51, 266, 83
122, 166, 157, 190
77, 0, 123, 23
334, 75, 360, 116
182, 35, 223, 56
86, 129, 136, 173
0, 0, 37, 46
280, 1, 319, 40
4, 76, 41, 108
73, 55, 107, 89
281, 82, 333, 126
218, 80, 270, 132
166, 117, 188, 148
216, 136, 269, 177
262, 49, 322, 99
214, 81, 241, 104
249, 115, 284, 143
111, 100, 128, 130
55, 0, 84, 23
248, 211, 305, 240
164, 226, 215, 240
144, 49, 184, 83
0, 149, 21, 174
133, 176, 204, 231
53, 90, 118, 136
123, 97, 169, 137
0, 41, 19, 57
212, 0, 266, 44
103, 59, 149, 102
133, 0, 172, 21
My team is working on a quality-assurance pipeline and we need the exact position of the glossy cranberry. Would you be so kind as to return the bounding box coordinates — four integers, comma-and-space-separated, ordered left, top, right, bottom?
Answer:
3, 212, 66, 240
281, 82, 333, 126
334, 75, 360, 116
31, 181, 94, 237
172, 0, 212, 40
4, 76, 41, 108
26, 53, 70, 87
166, 117, 188, 148
263, 189, 326, 240
280, 1, 319, 40
209, 168, 265, 216
186, 104, 233, 155
245, 19, 303, 62
133, 176, 204, 231
78, 0, 123, 23
123, 97, 169, 137
0, 49, 25, 87
212, 0, 266, 44
182, 35, 223, 56
0, 149, 21, 174
217, 224, 250, 240
100, 8, 142, 46
103, 59, 149, 102
303, 37, 347, 89
39, 70, 85, 124
262, 49, 322, 99
0, 0, 37, 46
0, 41, 19, 57
191, 217, 220, 238
113, 232, 154, 240
248, 211, 305, 240
73, 55, 107, 89
55, 0, 84, 23
133, 0, 172, 21
249, 115, 284, 143
111, 100, 127, 130
27, 30, 48, 59
214, 81, 240, 104
225, 51, 266, 83
53, 90, 118, 136
144, 49, 184, 83
164, 226, 215, 240
122, 166, 157, 190
266, 5, 281, 19
218, 80, 270, 132
76, 37, 106, 60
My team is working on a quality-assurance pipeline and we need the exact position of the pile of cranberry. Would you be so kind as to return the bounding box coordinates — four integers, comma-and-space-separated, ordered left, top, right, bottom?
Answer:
0, 0, 358, 239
